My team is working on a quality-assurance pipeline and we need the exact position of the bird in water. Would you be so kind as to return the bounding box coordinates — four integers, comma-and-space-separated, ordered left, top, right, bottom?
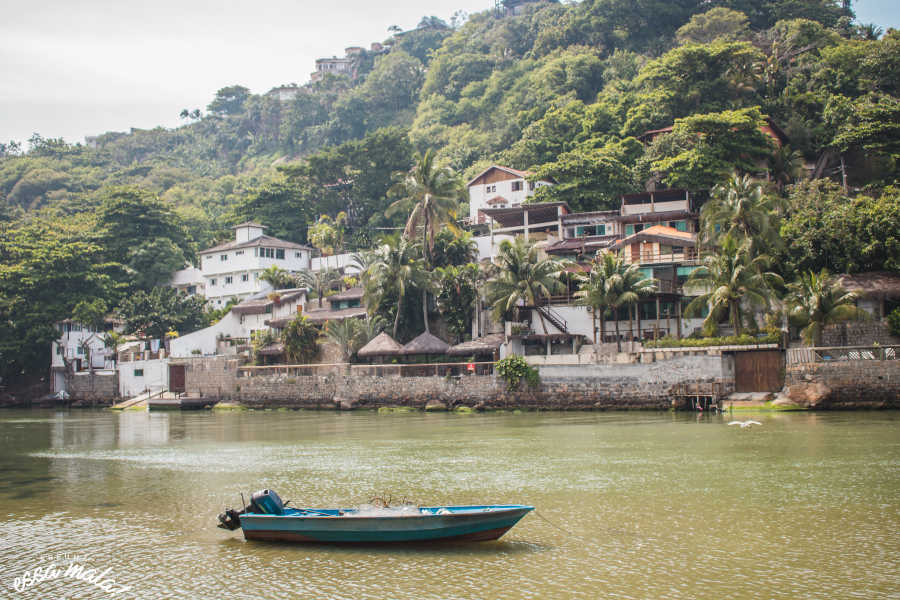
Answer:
728, 420, 762, 428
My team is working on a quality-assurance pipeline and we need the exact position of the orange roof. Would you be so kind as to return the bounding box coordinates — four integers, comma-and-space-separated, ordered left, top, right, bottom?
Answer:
640, 225, 695, 240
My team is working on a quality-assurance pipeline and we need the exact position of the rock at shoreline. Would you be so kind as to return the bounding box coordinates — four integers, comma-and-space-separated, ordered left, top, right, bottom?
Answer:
335, 397, 356, 410
782, 382, 831, 408
425, 400, 446, 412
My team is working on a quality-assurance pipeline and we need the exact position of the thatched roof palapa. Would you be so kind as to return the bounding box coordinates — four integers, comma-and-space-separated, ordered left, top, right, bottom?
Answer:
401, 332, 450, 356
447, 333, 505, 356
357, 332, 403, 357
837, 272, 900, 298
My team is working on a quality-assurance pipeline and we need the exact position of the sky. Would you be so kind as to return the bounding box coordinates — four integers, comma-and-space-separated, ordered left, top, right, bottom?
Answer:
1, 0, 898, 146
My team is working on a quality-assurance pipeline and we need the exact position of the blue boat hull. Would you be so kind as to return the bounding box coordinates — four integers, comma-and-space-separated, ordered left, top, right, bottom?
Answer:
239, 505, 534, 543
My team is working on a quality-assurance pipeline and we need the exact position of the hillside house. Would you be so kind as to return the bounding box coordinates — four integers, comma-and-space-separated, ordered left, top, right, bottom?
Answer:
467, 165, 554, 225
195, 222, 312, 306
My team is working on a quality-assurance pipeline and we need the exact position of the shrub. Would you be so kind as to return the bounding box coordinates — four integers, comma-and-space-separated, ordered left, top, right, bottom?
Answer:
644, 332, 780, 348
496, 355, 540, 391
887, 308, 900, 337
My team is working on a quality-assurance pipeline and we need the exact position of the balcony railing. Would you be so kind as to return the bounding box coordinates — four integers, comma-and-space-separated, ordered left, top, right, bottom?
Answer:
625, 249, 700, 265
786, 345, 899, 365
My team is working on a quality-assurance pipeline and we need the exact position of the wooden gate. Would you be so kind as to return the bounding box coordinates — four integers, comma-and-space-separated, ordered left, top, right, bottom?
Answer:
169, 364, 186, 393
733, 350, 784, 392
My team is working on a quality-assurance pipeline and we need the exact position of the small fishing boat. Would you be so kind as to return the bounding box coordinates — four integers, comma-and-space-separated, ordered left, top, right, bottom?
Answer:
218, 489, 533, 543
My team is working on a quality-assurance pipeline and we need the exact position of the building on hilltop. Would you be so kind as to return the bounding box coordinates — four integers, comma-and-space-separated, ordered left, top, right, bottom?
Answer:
266, 85, 304, 102
466, 165, 554, 226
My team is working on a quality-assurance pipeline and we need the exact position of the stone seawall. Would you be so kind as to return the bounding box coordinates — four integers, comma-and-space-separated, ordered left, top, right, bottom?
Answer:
174, 355, 731, 410
783, 360, 900, 409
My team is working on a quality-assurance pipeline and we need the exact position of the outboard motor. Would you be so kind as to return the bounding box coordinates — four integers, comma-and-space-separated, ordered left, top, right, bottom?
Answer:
249, 489, 285, 515
217, 489, 286, 530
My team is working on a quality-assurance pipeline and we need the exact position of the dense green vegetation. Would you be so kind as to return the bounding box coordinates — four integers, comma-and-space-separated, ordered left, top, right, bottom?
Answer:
1, 0, 898, 382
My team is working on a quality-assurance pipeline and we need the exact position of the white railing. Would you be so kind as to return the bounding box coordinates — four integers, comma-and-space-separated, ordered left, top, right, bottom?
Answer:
786, 345, 898, 365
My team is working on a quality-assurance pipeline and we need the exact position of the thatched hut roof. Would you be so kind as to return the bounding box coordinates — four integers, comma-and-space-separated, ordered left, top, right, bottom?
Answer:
257, 343, 285, 356
837, 272, 900, 298
401, 332, 450, 356
357, 332, 403, 357
447, 333, 505, 356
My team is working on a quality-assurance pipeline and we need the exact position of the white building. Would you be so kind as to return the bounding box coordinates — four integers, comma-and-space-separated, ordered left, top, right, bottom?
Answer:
467, 165, 554, 225
170, 266, 204, 296
169, 288, 308, 357
196, 222, 312, 306
50, 320, 116, 395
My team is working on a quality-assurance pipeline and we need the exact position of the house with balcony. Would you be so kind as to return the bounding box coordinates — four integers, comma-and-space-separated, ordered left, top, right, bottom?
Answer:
194, 222, 312, 306
50, 318, 120, 396
467, 165, 554, 226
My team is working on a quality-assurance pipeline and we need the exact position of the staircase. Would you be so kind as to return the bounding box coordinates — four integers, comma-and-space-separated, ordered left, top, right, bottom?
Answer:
535, 305, 568, 334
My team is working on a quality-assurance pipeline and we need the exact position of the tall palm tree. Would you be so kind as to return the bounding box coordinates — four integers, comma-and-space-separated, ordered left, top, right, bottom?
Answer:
485, 238, 566, 335
684, 235, 782, 335
367, 238, 430, 339
604, 257, 658, 352
701, 173, 783, 255
786, 269, 868, 346
387, 149, 462, 333
387, 148, 462, 265
575, 251, 617, 345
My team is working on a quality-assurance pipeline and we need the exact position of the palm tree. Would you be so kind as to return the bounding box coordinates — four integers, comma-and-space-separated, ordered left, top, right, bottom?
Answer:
485, 238, 566, 335
768, 144, 805, 193
297, 268, 341, 308
387, 150, 462, 334
575, 251, 617, 345
260, 265, 296, 290
684, 235, 782, 335
367, 238, 430, 339
604, 257, 658, 352
324, 319, 362, 362
786, 269, 869, 346
701, 173, 783, 255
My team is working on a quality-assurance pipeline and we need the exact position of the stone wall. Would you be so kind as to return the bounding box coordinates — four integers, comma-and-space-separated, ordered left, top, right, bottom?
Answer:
176, 355, 731, 410
69, 371, 118, 403
783, 360, 900, 409
821, 321, 900, 347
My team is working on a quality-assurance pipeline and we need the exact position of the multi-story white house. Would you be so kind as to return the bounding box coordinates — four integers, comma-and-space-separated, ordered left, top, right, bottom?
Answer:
467, 165, 554, 225
49, 320, 117, 395
195, 223, 313, 306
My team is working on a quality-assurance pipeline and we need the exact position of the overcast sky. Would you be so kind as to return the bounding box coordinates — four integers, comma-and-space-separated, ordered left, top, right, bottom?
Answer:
1, 0, 897, 146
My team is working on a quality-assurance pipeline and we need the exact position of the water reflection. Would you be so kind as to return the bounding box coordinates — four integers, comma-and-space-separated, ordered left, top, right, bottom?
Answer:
0, 409, 897, 600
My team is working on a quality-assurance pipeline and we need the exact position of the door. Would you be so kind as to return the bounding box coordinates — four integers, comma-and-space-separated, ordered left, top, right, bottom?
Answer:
169, 364, 186, 393
733, 350, 784, 392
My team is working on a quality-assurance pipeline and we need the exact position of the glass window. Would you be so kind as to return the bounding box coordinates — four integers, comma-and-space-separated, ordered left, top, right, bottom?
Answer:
225, 276, 232, 285
625, 224, 635, 236
512, 181, 523, 192
241, 274, 249, 282
276, 248, 285, 260
220, 254, 228, 261
210, 278, 216, 286
134, 369, 144, 377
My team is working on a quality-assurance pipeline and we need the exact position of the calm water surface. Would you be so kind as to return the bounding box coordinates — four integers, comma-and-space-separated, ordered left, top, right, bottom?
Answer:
0, 409, 897, 599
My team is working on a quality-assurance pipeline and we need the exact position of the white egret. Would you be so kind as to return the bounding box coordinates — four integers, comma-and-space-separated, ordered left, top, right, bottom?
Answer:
728, 420, 762, 428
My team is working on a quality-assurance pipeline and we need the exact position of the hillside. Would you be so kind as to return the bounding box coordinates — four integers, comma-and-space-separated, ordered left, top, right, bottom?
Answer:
1, 0, 898, 380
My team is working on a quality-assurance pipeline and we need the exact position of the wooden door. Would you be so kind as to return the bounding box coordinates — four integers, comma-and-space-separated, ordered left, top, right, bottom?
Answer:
734, 350, 784, 392
169, 364, 186, 393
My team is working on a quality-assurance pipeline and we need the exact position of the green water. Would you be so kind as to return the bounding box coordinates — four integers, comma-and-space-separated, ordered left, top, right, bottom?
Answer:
0, 409, 897, 599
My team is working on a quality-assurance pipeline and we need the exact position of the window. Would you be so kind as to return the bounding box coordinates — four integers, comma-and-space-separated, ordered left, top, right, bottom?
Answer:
134, 369, 144, 377
485, 184, 496, 193
225, 276, 233, 285
235, 250, 244, 256
241, 274, 249, 282
220, 254, 228, 261
275, 248, 285, 260
56, 346, 62, 355
528, 181, 536, 191
295, 252, 302, 258
254, 272, 259, 280
625, 224, 634, 236
511, 180, 523, 192
260, 247, 276, 258
209, 278, 216, 286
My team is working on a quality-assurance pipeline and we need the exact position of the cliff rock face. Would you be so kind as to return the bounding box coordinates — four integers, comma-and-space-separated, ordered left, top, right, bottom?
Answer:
779, 382, 832, 408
